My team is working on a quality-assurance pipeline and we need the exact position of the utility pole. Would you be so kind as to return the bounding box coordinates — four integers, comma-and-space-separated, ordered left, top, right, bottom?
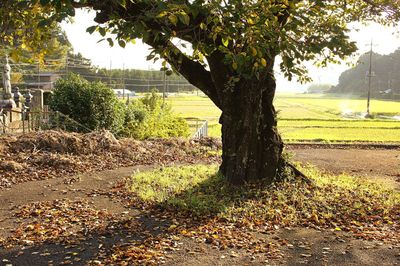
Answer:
109, 60, 112, 87
166, 75, 169, 96
37, 60, 40, 90
162, 70, 166, 107
147, 66, 151, 93
65, 55, 68, 76
122, 63, 125, 99
366, 39, 373, 118
389, 57, 394, 100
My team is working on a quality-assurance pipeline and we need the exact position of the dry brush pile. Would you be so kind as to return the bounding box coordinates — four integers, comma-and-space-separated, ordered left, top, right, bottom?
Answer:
0, 130, 221, 189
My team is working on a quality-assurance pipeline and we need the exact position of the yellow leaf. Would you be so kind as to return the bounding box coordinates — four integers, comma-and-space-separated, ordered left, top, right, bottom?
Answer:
251, 47, 257, 56
222, 37, 229, 47
169, 14, 178, 26
169, 224, 177, 230
232, 62, 238, 70
261, 58, 267, 67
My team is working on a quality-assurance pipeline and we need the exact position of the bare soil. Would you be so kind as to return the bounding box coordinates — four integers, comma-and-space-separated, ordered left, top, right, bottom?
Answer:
0, 139, 399, 265
288, 146, 400, 189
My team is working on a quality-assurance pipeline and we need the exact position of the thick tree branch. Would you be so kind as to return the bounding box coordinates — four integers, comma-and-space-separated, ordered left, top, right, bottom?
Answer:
145, 36, 221, 109
69, 0, 221, 107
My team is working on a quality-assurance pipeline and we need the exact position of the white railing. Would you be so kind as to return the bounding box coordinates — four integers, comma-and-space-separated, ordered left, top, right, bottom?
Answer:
193, 120, 208, 139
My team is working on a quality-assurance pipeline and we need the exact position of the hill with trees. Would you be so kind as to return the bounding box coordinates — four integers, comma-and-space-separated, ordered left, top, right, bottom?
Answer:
331, 49, 400, 99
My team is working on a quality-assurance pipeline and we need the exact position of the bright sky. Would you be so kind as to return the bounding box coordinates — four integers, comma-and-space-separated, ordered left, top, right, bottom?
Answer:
61, 9, 400, 92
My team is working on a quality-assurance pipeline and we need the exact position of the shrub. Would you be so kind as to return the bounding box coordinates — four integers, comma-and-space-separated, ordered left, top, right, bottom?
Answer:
120, 90, 190, 139
50, 76, 189, 139
50, 74, 124, 133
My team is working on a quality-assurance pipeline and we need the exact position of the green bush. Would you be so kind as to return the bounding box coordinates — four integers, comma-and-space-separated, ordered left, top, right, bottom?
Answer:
50, 76, 189, 139
50, 74, 124, 133
120, 90, 190, 139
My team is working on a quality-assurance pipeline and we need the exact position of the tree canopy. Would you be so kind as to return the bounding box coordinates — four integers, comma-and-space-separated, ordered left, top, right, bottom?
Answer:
30, 0, 398, 106
0, 0, 71, 62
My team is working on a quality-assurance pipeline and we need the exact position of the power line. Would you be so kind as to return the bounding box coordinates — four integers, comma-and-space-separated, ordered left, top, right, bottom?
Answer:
7, 56, 195, 91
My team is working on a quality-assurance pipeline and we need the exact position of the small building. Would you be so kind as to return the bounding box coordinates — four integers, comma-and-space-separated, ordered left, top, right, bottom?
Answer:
113, 89, 136, 98
25, 72, 61, 91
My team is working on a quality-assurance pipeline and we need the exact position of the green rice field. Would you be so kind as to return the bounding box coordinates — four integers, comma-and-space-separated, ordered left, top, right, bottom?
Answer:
167, 93, 400, 143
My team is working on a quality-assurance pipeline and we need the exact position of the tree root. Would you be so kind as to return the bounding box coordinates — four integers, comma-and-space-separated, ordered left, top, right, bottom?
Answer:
286, 162, 313, 185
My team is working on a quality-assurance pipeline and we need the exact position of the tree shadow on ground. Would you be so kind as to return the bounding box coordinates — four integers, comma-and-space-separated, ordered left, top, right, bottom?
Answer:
0, 173, 280, 265
149, 170, 297, 225
0, 214, 172, 265
2, 166, 397, 265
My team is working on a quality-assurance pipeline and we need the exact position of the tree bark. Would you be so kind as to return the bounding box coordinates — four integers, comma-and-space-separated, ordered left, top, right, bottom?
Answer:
218, 73, 284, 184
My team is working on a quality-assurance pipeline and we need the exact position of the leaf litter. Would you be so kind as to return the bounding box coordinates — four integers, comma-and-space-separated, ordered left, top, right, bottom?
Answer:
0, 130, 221, 189
0, 132, 399, 265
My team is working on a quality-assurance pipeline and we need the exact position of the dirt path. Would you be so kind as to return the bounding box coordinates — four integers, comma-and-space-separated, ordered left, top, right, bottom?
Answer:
0, 148, 399, 265
289, 147, 400, 188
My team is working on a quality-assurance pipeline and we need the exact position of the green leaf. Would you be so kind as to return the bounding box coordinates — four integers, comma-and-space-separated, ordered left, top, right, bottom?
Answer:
66, 7, 75, 16
86, 26, 97, 34
168, 14, 178, 26
118, 40, 126, 48
119, 0, 127, 8
107, 38, 114, 47
178, 13, 190, 25
38, 19, 50, 27
40, 0, 50, 5
146, 54, 155, 60
99, 27, 106, 37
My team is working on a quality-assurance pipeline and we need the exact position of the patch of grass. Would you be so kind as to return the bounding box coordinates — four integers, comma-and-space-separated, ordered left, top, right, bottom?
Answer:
131, 165, 218, 203
131, 165, 400, 229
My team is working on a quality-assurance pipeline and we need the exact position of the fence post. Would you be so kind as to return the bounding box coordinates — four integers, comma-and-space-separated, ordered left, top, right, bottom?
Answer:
22, 114, 25, 134
1, 113, 5, 134
27, 112, 30, 133
56, 111, 60, 130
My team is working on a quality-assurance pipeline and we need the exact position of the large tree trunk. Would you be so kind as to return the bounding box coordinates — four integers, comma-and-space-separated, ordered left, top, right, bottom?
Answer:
218, 73, 284, 184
